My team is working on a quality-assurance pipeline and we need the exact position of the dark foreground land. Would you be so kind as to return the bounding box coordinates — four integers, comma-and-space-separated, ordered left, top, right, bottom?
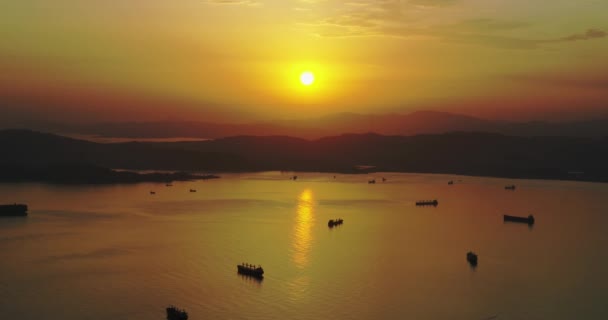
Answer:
1, 129, 608, 183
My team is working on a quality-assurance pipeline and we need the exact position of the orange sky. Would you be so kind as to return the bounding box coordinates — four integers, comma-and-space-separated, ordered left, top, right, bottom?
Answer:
1, 0, 608, 124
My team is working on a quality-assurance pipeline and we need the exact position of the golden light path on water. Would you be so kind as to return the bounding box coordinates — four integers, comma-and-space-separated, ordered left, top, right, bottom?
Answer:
292, 189, 315, 269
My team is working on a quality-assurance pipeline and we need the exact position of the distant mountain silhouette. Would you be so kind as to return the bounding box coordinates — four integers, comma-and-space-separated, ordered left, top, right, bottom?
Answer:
42, 111, 608, 140
2, 129, 608, 183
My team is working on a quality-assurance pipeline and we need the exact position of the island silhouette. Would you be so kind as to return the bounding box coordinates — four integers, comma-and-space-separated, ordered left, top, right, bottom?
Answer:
1, 129, 607, 183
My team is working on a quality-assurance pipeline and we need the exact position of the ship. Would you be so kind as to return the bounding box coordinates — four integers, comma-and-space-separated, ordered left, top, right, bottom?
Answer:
0, 204, 28, 217
505, 185, 516, 190
166, 306, 188, 320
416, 200, 438, 206
237, 263, 264, 278
467, 251, 478, 266
504, 214, 535, 225
328, 218, 344, 227
189, 189, 197, 193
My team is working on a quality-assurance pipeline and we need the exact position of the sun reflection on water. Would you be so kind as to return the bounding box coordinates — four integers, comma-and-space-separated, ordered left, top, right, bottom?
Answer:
292, 189, 315, 269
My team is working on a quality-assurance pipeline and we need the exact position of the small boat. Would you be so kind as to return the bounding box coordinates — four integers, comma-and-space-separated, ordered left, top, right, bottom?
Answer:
166, 183, 173, 187
448, 180, 454, 185
189, 189, 197, 193
467, 251, 478, 266
0, 204, 28, 217
505, 185, 516, 190
504, 214, 535, 225
416, 200, 438, 206
382, 177, 387, 182
368, 179, 376, 184
237, 263, 264, 278
166, 306, 188, 320
328, 218, 344, 227
292, 175, 298, 181
150, 191, 156, 195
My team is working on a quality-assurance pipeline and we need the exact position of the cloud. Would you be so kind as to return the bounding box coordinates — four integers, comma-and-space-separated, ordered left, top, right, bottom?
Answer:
205, 0, 260, 6
296, 1, 607, 49
505, 72, 608, 90
558, 29, 607, 42
408, 0, 459, 7
451, 19, 532, 31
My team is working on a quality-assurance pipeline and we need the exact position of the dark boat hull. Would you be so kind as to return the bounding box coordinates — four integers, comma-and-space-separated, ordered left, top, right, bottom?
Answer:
503, 215, 534, 225
237, 265, 264, 278
328, 219, 344, 227
416, 200, 438, 206
166, 306, 188, 320
467, 252, 478, 266
0, 204, 28, 217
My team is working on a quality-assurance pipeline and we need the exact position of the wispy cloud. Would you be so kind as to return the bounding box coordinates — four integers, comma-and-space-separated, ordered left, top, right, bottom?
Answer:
505, 72, 608, 90
205, 0, 261, 6
296, 1, 607, 49
408, 0, 459, 7
558, 29, 607, 42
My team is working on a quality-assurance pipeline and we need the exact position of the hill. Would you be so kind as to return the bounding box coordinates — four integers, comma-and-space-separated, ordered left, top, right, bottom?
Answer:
41, 111, 608, 140
1, 129, 608, 183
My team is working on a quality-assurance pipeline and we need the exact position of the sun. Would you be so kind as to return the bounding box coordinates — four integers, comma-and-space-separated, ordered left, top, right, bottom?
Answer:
300, 71, 315, 86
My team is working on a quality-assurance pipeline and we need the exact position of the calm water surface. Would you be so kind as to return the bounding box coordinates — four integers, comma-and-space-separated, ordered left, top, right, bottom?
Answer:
1, 172, 608, 320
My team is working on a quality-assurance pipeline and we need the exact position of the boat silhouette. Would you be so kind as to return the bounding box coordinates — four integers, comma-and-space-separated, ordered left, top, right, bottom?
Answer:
166, 305, 188, 320
237, 263, 264, 278
504, 214, 535, 225
416, 200, 438, 206
0, 204, 28, 217
328, 218, 344, 227
467, 251, 478, 266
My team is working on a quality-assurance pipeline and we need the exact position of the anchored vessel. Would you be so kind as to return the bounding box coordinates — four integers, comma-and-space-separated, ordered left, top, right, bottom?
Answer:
237, 263, 264, 278
0, 204, 28, 217
328, 218, 344, 227
504, 214, 535, 225
166, 306, 188, 320
416, 200, 438, 206
467, 252, 478, 266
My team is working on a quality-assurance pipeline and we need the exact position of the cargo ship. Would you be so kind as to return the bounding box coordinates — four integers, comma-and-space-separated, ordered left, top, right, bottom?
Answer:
416, 200, 438, 206
237, 263, 264, 278
166, 306, 188, 320
504, 214, 535, 225
328, 218, 344, 227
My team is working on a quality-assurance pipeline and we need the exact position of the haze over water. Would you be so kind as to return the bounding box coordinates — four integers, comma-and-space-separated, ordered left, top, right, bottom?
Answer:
1, 172, 607, 320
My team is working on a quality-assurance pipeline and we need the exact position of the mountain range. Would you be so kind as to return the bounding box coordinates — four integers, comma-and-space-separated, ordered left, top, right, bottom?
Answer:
11, 111, 608, 140
1, 129, 607, 183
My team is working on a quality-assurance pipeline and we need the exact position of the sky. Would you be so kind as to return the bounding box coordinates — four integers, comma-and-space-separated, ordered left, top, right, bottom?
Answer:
1, 0, 608, 125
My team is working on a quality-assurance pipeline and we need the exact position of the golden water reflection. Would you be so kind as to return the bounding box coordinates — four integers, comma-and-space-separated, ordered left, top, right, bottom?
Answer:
292, 189, 315, 269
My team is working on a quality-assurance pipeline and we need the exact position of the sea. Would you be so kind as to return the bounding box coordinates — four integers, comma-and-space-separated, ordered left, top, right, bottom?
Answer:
1, 172, 607, 320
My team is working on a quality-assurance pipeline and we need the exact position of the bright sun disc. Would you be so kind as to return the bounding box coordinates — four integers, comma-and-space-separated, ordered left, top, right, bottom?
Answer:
300, 71, 314, 86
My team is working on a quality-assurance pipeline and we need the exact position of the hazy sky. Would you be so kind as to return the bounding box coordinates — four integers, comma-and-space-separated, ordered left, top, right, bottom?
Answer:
1, 0, 608, 124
